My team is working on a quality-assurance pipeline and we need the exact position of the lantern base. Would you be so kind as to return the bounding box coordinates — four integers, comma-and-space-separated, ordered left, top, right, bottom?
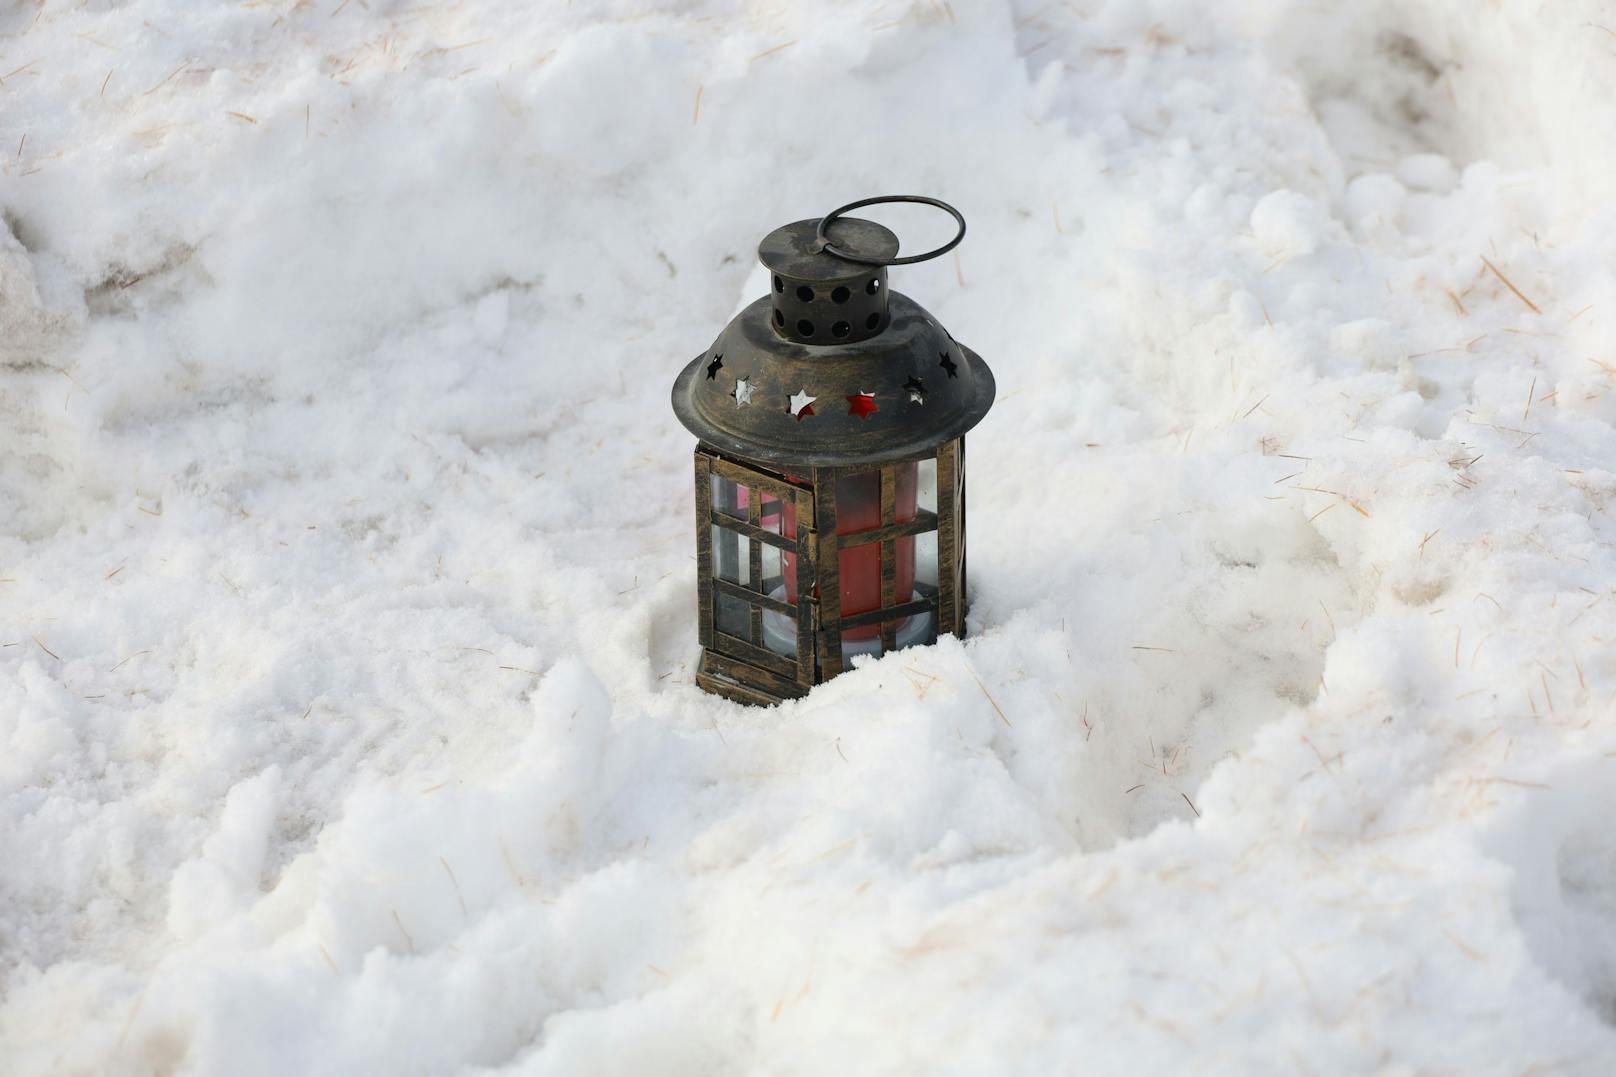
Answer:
698, 601, 939, 707
695, 651, 803, 707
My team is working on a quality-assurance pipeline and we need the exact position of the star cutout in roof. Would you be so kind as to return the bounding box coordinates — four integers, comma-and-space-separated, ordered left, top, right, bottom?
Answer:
789, 389, 817, 421
732, 377, 754, 407
705, 353, 723, 379
904, 376, 926, 404
938, 350, 958, 378
846, 392, 878, 420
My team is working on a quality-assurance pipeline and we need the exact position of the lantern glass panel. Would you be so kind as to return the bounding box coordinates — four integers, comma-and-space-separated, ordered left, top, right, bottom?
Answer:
835, 467, 916, 640
915, 457, 939, 594
710, 471, 795, 653
711, 474, 745, 519
715, 588, 749, 638
710, 525, 749, 586
832, 456, 940, 661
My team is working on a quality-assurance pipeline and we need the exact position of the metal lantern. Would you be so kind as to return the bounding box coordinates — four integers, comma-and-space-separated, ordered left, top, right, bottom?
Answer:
671, 196, 995, 706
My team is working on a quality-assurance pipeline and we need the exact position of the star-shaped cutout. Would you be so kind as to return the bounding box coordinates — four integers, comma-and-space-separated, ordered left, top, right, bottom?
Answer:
939, 350, 958, 378
847, 392, 878, 420
904, 376, 926, 404
732, 377, 754, 407
789, 389, 817, 421
705, 353, 723, 379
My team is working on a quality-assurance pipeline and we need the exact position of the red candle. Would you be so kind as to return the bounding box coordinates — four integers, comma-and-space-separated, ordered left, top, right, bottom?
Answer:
770, 465, 917, 641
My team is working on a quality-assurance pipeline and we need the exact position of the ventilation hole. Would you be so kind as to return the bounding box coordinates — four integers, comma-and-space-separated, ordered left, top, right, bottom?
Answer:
774, 276, 784, 293
831, 321, 850, 338
831, 286, 850, 304
866, 278, 880, 295
796, 285, 814, 302
797, 320, 815, 337
774, 308, 785, 328
865, 313, 881, 330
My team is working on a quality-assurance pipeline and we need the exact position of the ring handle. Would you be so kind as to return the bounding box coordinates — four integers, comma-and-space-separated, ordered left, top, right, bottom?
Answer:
814, 195, 966, 266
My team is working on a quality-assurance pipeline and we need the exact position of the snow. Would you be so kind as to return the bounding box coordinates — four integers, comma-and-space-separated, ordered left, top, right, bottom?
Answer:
4, 0, 1616, 1072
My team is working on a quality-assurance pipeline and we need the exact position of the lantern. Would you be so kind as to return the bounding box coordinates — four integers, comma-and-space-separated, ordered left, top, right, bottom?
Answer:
671, 196, 995, 706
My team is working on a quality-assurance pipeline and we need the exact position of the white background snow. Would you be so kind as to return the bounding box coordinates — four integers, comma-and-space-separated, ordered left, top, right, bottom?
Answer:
4, 0, 1616, 1072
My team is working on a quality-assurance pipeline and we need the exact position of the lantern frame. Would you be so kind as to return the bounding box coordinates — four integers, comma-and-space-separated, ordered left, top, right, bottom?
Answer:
691, 436, 967, 706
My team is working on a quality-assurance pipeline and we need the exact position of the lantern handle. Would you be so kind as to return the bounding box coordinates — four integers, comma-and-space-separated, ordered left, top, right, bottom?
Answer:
814, 195, 966, 266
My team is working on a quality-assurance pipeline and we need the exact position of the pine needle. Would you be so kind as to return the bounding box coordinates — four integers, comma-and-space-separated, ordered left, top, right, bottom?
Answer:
750, 40, 796, 63
969, 670, 1012, 728
1479, 255, 1541, 315
141, 59, 190, 97
440, 856, 468, 917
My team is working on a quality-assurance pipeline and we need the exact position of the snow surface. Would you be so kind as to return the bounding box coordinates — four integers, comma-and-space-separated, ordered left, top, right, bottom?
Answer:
4, 0, 1616, 1073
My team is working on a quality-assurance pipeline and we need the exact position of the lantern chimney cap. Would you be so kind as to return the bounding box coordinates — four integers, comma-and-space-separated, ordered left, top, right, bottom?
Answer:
758, 217, 899, 282
757, 195, 968, 278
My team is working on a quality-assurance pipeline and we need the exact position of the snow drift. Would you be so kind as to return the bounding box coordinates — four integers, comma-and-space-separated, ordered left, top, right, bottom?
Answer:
4, 0, 1616, 1073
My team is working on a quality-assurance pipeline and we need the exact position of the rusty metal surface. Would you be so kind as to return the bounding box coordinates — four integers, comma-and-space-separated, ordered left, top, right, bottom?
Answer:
759, 215, 898, 280
673, 205, 994, 468
672, 297, 994, 468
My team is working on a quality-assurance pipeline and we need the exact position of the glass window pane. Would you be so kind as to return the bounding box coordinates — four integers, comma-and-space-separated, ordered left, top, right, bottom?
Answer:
832, 464, 918, 641
711, 525, 751, 585
915, 456, 938, 593
757, 492, 784, 535
917, 457, 937, 513
756, 492, 795, 657
712, 474, 746, 519
716, 592, 749, 639
841, 611, 934, 661
761, 542, 782, 591
761, 602, 795, 657
758, 495, 786, 603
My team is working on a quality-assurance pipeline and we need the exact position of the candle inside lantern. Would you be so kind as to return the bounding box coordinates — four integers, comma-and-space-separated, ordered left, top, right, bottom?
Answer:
768, 464, 917, 641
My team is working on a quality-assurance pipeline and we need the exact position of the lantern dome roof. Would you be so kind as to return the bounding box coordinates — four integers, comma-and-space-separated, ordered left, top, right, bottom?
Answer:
672, 214, 995, 469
